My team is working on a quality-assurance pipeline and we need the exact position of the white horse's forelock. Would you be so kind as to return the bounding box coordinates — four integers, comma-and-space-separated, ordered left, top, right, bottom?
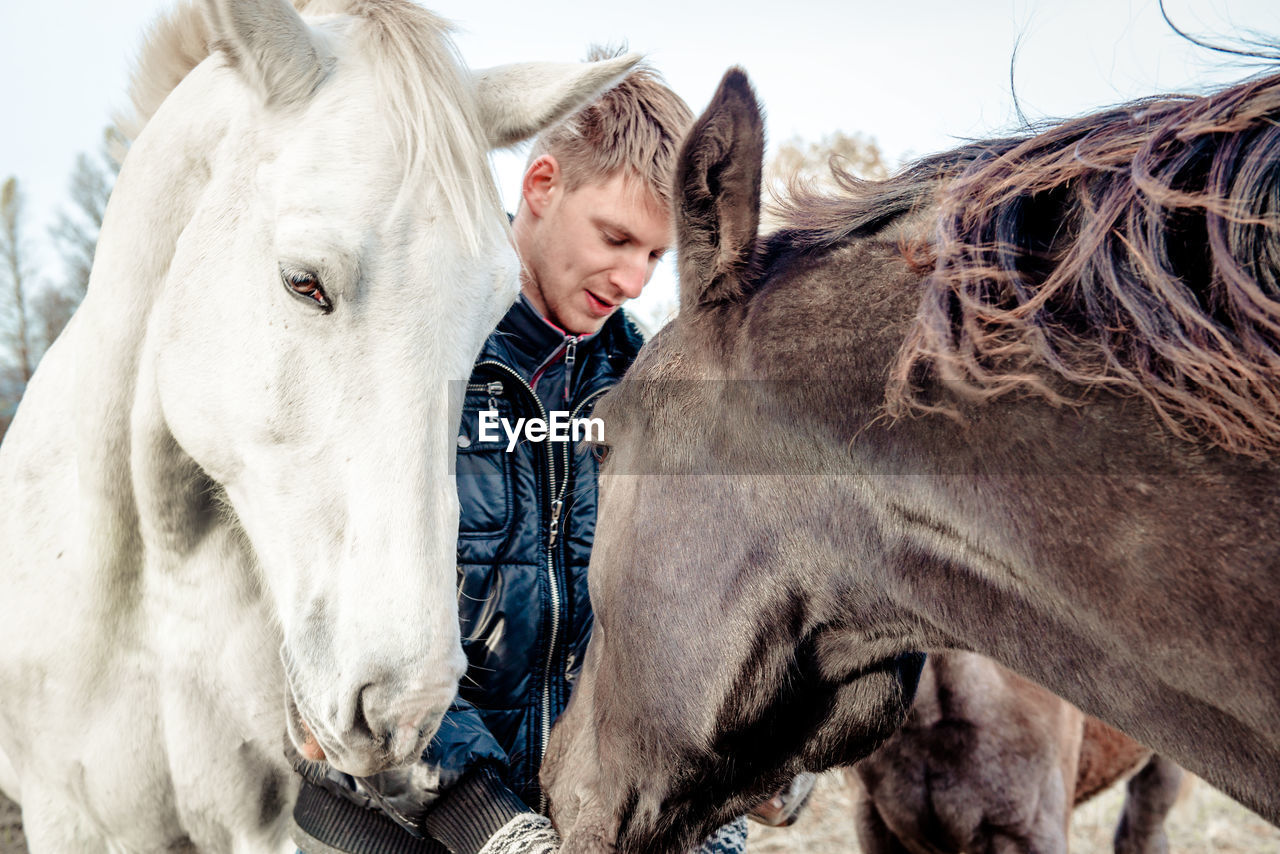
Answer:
338, 0, 502, 250
121, 0, 501, 250
116, 0, 210, 145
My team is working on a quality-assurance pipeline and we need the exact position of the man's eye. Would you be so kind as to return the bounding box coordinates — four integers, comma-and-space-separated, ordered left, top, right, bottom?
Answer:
602, 232, 626, 247
281, 268, 332, 313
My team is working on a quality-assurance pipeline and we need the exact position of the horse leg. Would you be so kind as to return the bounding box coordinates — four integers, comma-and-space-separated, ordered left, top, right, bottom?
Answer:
17, 784, 112, 853
851, 783, 912, 854
164, 693, 299, 854
0, 743, 18, 803
1113, 755, 1183, 854
994, 821, 1071, 854
982, 833, 1067, 854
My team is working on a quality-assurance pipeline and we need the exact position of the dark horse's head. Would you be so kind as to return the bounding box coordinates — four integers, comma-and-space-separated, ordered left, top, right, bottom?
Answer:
545, 55, 1280, 848
542, 70, 924, 854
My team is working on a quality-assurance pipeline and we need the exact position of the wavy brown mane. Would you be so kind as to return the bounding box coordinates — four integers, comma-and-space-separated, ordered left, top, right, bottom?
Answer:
782, 69, 1280, 456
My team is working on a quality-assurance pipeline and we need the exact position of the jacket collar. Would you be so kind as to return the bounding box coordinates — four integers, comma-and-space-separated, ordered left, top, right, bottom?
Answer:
474, 292, 645, 392
483, 293, 602, 381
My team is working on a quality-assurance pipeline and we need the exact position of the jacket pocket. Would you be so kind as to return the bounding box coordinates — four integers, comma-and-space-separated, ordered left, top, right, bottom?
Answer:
456, 389, 514, 538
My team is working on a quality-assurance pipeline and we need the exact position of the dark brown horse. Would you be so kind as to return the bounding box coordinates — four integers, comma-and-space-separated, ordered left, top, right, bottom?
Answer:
850, 652, 1183, 854
542, 66, 1280, 854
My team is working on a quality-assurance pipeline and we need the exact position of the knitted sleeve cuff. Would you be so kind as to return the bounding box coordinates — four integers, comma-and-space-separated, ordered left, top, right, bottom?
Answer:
423, 767, 533, 854
476, 814, 559, 854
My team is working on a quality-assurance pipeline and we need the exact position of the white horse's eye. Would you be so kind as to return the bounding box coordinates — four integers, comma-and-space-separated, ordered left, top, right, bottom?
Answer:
281, 267, 333, 313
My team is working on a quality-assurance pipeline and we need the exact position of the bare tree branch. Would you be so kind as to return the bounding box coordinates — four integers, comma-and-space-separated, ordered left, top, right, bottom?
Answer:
40, 126, 124, 353
766, 130, 890, 195
0, 177, 34, 386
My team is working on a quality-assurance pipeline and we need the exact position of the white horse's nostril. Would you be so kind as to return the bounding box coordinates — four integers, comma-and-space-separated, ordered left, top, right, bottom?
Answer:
337, 676, 454, 764
351, 683, 376, 741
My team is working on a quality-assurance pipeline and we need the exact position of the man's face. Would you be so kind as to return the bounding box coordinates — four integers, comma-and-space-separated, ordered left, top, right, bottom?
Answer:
517, 161, 671, 335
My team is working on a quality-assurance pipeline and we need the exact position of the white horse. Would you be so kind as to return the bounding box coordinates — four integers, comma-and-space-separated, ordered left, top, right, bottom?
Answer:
0, 0, 636, 849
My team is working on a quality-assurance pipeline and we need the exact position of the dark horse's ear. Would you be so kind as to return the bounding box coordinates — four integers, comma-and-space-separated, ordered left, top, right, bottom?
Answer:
677, 68, 764, 313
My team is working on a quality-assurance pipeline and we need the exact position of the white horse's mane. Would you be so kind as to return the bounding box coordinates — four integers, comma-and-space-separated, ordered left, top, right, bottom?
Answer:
120, 0, 501, 246
116, 0, 209, 143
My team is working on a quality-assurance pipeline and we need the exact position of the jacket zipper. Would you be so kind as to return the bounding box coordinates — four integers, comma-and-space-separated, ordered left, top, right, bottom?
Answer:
472, 360, 562, 813
530, 334, 579, 396
563, 337, 577, 403
555, 387, 611, 512
465, 380, 504, 412
469, 363, 612, 812
535, 384, 613, 814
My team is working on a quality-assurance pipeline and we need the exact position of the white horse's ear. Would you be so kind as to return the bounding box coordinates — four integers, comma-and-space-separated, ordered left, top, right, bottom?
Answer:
203, 0, 333, 107
470, 54, 642, 149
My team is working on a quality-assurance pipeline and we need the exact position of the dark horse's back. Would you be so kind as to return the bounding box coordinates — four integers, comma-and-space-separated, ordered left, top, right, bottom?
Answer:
759, 64, 1280, 816
750, 60, 1280, 815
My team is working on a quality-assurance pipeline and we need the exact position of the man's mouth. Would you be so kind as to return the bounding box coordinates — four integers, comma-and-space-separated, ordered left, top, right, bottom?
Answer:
585, 290, 616, 317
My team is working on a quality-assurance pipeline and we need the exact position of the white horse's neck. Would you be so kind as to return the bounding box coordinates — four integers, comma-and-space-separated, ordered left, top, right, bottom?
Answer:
72, 59, 242, 621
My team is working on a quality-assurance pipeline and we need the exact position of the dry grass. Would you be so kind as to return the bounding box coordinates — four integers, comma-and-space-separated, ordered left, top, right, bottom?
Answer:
748, 770, 1280, 853
3, 772, 1276, 853
0, 794, 21, 854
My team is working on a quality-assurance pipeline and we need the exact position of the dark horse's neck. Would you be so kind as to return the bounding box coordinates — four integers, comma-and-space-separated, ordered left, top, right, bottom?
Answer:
725, 224, 1280, 822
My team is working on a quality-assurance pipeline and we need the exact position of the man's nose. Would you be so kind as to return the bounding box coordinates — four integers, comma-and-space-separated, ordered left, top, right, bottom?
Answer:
613, 252, 648, 300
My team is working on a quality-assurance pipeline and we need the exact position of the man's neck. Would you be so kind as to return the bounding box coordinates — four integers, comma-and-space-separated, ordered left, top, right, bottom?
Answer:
518, 276, 551, 327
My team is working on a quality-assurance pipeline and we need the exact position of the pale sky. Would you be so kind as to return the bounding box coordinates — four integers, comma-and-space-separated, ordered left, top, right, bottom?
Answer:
2, 0, 1278, 323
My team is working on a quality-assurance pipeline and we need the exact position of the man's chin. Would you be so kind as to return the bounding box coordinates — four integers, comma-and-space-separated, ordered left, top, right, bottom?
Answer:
559, 310, 611, 336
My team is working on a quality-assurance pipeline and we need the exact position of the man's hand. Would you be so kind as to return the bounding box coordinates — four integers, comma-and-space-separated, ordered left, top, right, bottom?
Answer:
477, 814, 561, 854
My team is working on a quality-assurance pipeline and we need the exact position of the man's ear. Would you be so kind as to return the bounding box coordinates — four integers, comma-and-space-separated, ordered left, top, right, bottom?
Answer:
521, 154, 561, 218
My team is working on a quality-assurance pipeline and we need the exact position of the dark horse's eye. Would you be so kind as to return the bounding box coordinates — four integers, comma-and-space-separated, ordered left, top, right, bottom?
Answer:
281, 267, 332, 313
589, 442, 611, 464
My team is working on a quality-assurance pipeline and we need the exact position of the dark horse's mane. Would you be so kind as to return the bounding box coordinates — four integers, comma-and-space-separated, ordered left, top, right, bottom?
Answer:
774, 67, 1280, 457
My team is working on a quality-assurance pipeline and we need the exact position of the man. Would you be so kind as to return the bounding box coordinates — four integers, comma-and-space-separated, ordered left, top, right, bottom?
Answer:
291, 52, 732, 854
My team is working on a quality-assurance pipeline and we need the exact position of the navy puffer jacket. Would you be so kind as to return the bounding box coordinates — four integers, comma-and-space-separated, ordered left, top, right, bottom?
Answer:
293, 295, 644, 853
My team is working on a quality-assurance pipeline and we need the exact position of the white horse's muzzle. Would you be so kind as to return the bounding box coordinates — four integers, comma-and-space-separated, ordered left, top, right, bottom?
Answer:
283, 655, 463, 777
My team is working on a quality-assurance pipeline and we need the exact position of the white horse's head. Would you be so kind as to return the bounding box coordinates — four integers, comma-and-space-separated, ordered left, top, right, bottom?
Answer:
100, 0, 637, 776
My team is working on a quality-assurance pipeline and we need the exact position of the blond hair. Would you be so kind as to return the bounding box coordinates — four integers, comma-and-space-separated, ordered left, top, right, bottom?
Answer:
528, 45, 693, 209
